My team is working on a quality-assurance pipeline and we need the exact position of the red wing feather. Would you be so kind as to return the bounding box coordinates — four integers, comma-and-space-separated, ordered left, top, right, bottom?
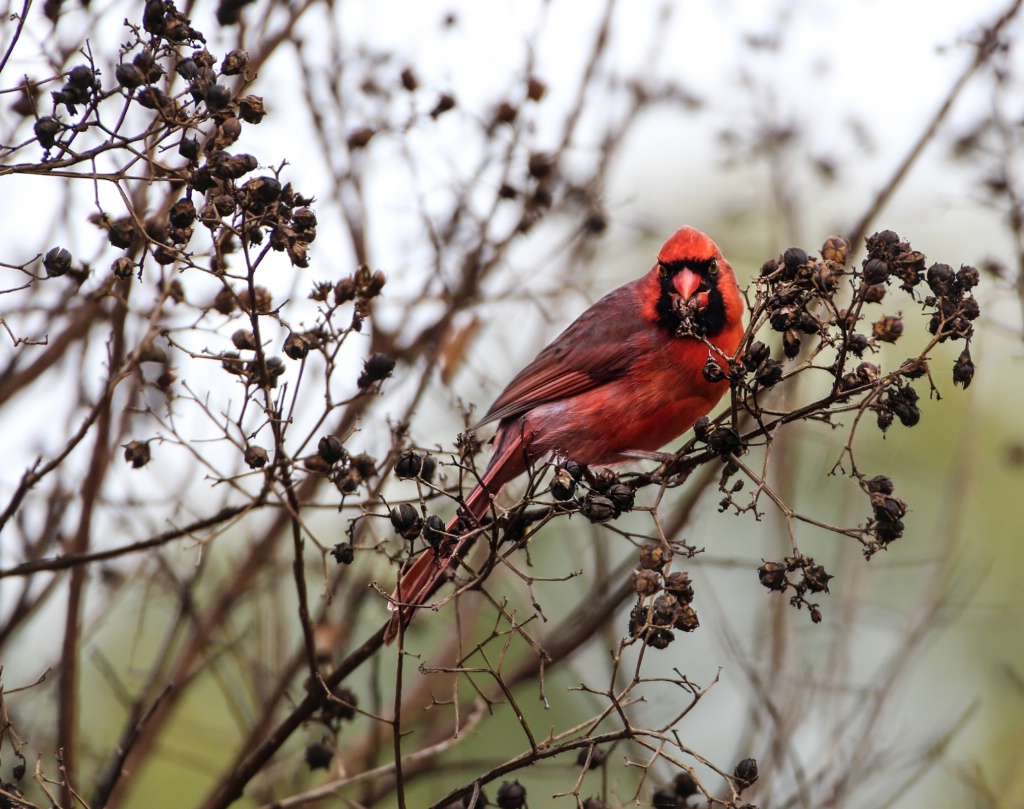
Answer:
478, 283, 644, 426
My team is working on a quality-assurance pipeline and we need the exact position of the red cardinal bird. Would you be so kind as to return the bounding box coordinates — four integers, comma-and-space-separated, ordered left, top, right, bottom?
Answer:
385, 226, 745, 643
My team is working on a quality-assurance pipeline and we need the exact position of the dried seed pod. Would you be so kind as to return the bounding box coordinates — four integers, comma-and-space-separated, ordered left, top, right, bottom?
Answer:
876, 407, 894, 432
875, 518, 904, 544
871, 492, 907, 523
783, 247, 807, 268
633, 568, 662, 597
331, 543, 354, 565
550, 466, 576, 501
318, 435, 346, 465
651, 787, 680, 809
136, 86, 171, 111
220, 49, 249, 75
321, 684, 358, 722
123, 440, 151, 468
365, 269, 387, 296
577, 747, 606, 769
783, 330, 801, 359
803, 564, 833, 593
244, 445, 268, 468
847, 332, 870, 356
334, 277, 357, 304
956, 264, 980, 291
43, 246, 72, 277
213, 287, 236, 315
855, 362, 880, 382
821, 235, 848, 264
812, 263, 837, 294
581, 495, 616, 523
351, 454, 377, 479
111, 256, 134, 279
237, 94, 266, 124
758, 561, 787, 592
389, 504, 422, 540
292, 207, 317, 232
734, 758, 759, 790
926, 263, 955, 296
115, 62, 147, 89
178, 135, 200, 162
899, 357, 928, 379
176, 57, 198, 80
496, 780, 526, 809
673, 603, 699, 632
960, 297, 980, 321
169, 198, 196, 228
953, 349, 975, 388
216, 117, 243, 147
872, 315, 903, 343
862, 283, 886, 304
152, 244, 178, 265
862, 258, 889, 285
419, 454, 437, 483
358, 353, 396, 389
769, 306, 797, 331
645, 628, 675, 650
205, 83, 232, 111
106, 219, 136, 250
663, 571, 694, 602
304, 742, 332, 771
422, 515, 446, 548
639, 543, 669, 571
238, 285, 272, 314
284, 332, 310, 360
743, 341, 770, 371
34, 117, 61, 148
220, 351, 245, 375
865, 474, 894, 494
692, 416, 712, 442
590, 467, 619, 492
606, 483, 635, 512
394, 450, 422, 479
558, 458, 584, 481
230, 329, 256, 351
708, 426, 743, 457
702, 356, 727, 382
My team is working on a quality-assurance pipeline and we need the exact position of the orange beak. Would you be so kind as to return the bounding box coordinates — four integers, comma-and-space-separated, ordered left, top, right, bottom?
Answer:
673, 267, 703, 301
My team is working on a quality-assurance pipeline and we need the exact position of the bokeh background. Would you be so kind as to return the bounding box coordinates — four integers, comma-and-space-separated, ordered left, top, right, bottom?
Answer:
2, 0, 1024, 807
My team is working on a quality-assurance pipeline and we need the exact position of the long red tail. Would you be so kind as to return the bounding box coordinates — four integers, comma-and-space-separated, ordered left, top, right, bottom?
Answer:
384, 428, 526, 644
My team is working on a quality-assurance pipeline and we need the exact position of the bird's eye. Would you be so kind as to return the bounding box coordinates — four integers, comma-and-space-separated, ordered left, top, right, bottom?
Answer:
658, 263, 668, 277
708, 258, 719, 275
